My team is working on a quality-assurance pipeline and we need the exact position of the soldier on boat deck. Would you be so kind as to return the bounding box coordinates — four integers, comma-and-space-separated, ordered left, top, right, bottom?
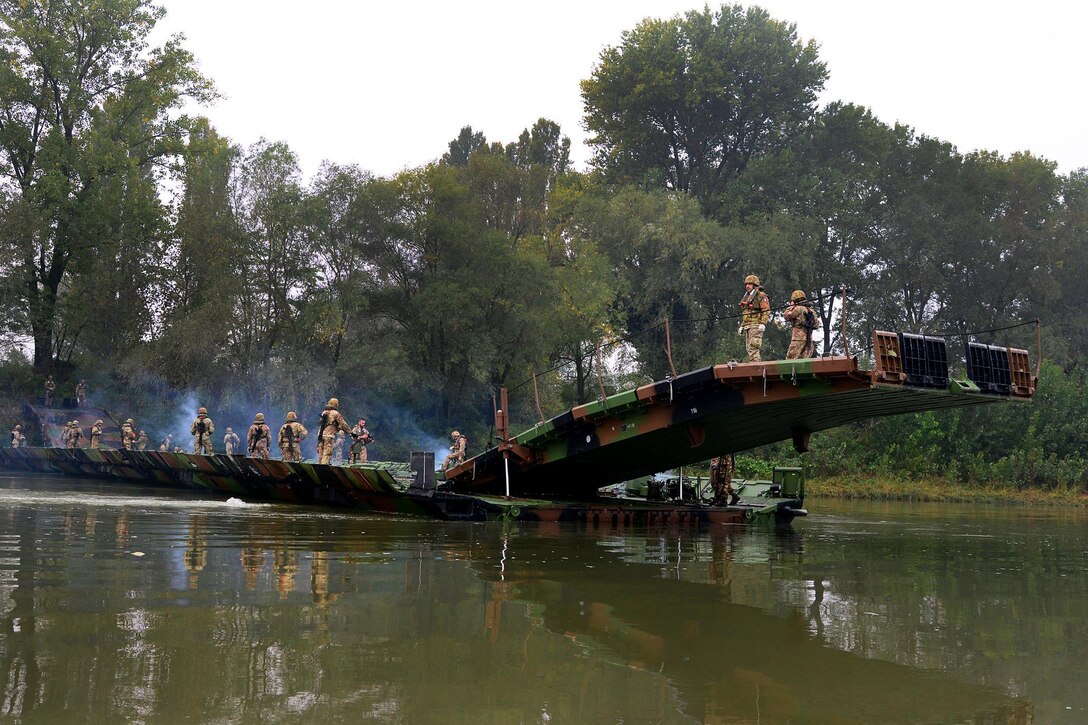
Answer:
44, 375, 55, 407
784, 289, 822, 359
349, 419, 372, 464
738, 274, 771, 362
247, 413, 272, 459
121, 418, 137, 450
443, 430, 467, 472
159, 433, 173, 452
223, 428, 241, 455
316, 398, 351, 465
91, 420, 104, 450
710, 455, 739, 506
278, 411, 308, 462
11, 424, 25, 448
191, 407, 215, 455
75, 379, 88, 408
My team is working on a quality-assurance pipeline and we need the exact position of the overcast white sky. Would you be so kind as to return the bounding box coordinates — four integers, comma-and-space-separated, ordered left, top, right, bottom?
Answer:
155, 0, 1087, 179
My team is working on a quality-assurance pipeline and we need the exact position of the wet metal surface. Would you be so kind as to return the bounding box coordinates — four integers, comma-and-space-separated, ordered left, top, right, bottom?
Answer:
0, 474, 1084, 723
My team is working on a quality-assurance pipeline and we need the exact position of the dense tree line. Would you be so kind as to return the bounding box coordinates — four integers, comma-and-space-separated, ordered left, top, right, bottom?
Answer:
0, 2, 1083, 487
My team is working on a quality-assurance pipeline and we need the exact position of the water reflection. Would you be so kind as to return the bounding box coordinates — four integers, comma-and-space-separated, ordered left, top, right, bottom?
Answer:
0, 476, 1083, 721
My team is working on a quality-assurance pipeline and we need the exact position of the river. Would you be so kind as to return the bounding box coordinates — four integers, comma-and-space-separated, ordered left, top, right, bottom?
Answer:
0, 473, 1083, 723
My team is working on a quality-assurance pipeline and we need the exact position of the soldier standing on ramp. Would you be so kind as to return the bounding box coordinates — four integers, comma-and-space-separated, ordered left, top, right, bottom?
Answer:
247, 413, 272, 459
121, 418, 137, 450
11, 424, 25, 448
44, 375, 56, 406
223, 428, 240, 455
191, 407, 215, 454
278, 412, 308, 462
90, 420, 104, 449
316, 398, 351, 465
349, 419, 372, 464
784, 290, 821, 359
738, 274, 771, 362
159, 433, 173, 452
75, 380, 88, 407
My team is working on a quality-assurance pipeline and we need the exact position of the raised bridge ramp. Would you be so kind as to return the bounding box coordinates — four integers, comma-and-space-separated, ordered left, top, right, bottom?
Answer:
446, 335, 1035, 498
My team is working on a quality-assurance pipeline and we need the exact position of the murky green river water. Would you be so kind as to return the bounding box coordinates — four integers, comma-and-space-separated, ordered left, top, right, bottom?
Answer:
0, 474, 1084, 723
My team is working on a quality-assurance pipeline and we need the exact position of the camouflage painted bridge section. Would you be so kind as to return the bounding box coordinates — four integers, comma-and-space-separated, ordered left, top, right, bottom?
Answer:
446, 352, 1034, 498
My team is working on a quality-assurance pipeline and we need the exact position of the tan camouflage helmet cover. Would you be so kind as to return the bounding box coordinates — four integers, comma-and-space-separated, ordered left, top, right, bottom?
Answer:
198, 407, 207, 416
286, 411, 297, 422
326, 398, 339, 409
791, 289, 806, 302
255, 413, 265, 422
744, 274, 761, 286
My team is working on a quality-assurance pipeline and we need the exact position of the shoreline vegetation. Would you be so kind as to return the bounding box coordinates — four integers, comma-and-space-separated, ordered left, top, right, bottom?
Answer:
808, 475, 1088, 506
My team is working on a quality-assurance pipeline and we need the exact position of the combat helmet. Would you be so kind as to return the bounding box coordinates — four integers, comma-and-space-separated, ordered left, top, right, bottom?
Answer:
198, 407, 207, 416
790, 289, 807, 302
326, 398, 339, 409
286, 411, 297, 422
95, 419, 103, 426
744, 274, 761, 286
13, 424, 20, 430
225, 428, 232, 433
126, 418, 134, 424
451, 430, 460, 439
255, 413, 265, 422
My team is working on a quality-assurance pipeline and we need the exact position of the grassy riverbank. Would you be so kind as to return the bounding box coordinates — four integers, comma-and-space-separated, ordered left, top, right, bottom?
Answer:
808, 475, 1088, 506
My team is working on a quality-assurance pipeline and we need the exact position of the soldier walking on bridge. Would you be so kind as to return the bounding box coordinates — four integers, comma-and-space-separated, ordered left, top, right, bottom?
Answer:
278, 412, 308, 462
11, 424, 25, 448
784, 290, 821, 359
159, 433, 173, 452
44, 375, 55, 407
91, 420, 104, 450
121, 418, 137, 450
191, 407, 215, 455
349, 419, 372, 464
316, 399, 351, 465
223, 428, 240, 455
65, 421, 84, 449
75, 380, 88, 408
247, 413, 272, 459
738, 275, 771, 362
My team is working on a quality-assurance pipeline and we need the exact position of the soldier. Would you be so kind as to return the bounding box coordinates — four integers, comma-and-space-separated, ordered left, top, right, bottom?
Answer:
44, 375, 56, 406
75, 379, 88, 407
121, 418, 137, 451
710, 455, 739, 506
332, 431, 345, 464
223, 428, 241, 455
349, 418, 373, 464
443, 430, 467, 472
136, 430, 150, 451
66, 421, 84, 449
784, 289, 822, 359
247, 413, 272, 459
278, 411, 308, 462
159, 433, 173, 452
11, 424, 25, 448
191, 407, 215, 455
90, 419, 104, 450
316, 398, 351, 465
738, 274, 771, 362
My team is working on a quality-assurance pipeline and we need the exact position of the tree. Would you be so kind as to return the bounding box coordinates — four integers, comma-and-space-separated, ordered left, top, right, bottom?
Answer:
0, 0, 213, 371
581, 3, 826, 219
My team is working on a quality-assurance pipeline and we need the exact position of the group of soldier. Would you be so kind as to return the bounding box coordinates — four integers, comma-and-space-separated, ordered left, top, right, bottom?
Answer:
41, 376, 88, 408
738, 274, 822, 362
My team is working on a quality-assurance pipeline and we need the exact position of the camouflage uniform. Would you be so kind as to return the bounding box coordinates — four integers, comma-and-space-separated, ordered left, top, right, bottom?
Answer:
784, 290, 822, 360
223, 429, 241, 455
135, 430, 149, 451
443, 431, 467, 471
90, 420, 104, 450
739, 275, 771, 362
44, 376, 55, 407
11, 425, 25, 448
159, 434, 173, 452
247, 414, 272, 459
191, 409, 215, 455
710, 455, 739, 506
316, 399, 351, 465
349, 420, 371, 464
75, 380, 88, 408
278, 412, 308, 462
121, 419, 137, 451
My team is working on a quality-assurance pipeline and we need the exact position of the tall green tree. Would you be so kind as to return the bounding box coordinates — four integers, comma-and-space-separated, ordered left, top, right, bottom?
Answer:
581, 3, 826, 219
0, 0, 212, 371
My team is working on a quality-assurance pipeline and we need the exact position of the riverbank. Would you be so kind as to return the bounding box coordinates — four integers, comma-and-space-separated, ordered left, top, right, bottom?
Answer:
809, 475, 1088, 506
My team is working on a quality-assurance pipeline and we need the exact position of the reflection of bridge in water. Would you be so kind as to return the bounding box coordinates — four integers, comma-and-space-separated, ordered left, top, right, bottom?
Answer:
446, 333, 1036, 498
